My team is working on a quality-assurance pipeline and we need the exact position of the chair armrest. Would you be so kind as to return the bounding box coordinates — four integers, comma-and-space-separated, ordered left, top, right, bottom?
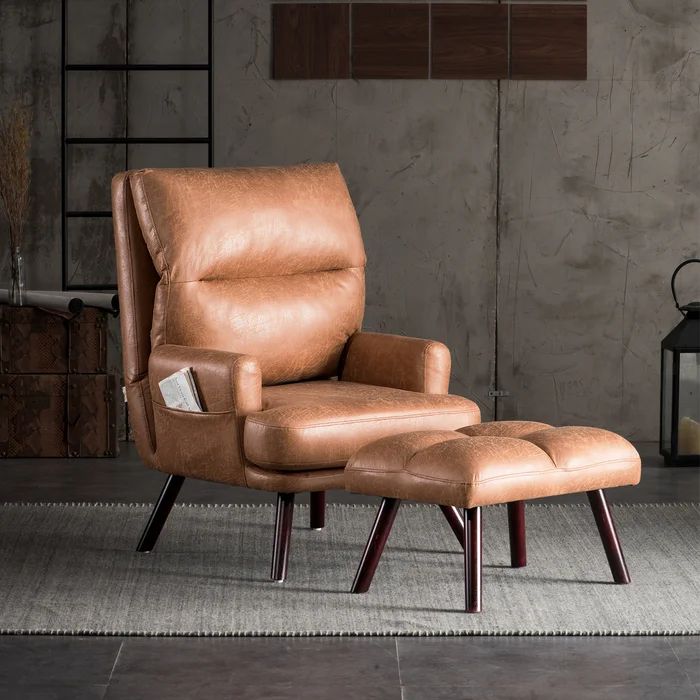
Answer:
149, 344, 261, 414
147, 344, 262, 486
340, 332, 451, 394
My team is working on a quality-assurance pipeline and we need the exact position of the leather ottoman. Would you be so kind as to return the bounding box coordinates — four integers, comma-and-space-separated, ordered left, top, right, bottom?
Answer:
345, 421, 641, 612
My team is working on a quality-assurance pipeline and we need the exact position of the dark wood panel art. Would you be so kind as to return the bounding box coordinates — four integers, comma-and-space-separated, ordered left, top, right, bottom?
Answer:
431, 4, 508, 80
352, 3, 429, 79
271, 2, 589, 82
272, 3, 350, 79
510, 4, 588, 80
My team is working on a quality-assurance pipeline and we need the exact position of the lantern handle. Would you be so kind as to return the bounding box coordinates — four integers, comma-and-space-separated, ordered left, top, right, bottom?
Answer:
671, 258, 700, 316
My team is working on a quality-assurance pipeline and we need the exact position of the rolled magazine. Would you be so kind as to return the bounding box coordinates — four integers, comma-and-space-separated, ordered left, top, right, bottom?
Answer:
158, 368, 203, 412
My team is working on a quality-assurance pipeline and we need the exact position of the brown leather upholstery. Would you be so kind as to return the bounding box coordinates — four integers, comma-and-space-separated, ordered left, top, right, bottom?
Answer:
244, 380, 480, 470
128, 164, 365, 386
345, 421, 641, 508
112, 173, 159, 467
149, 344, 262, 484
112, 163, 481, 492
340, 332, 452, 394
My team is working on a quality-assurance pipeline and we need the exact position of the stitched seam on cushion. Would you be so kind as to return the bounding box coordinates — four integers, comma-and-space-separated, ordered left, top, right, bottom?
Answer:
402, 434, 466, 467
138, 379, 157, 457
136, 176, 170, 342
137, 177, 170, 278
229, 356, 250, 487
421, 342, 430, 391
248, 458, 346, 468
520, 455, 641, 470
152, 399, 235, 416
164, 266, 365, 284
351, 458, 639, 486
247, 468, 345, 480
120, 175, 143, 380
422, 341, 440, 392
245, 407, 480, 431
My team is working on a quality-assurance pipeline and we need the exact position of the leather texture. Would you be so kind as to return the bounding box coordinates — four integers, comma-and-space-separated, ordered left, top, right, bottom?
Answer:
244, 380, 480, 469
345, 421, 641, 508
129, 163, 366, 386
112, 163, 478, 490
340, 332, 452, 394
112, 172, 159, 467
149, 344, 261, 485
245, 465, 346, 493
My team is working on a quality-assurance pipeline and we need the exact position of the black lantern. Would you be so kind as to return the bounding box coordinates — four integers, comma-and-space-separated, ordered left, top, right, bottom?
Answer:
660, 259, 700, 466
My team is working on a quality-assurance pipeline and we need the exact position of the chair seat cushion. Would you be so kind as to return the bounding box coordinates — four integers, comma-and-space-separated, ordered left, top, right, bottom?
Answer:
243, 381, 480, 470
345, 421, 641, 508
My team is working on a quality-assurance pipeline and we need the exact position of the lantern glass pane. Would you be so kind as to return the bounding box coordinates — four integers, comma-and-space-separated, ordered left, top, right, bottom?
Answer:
678, 352, 700, 455
662, 350, 673, 452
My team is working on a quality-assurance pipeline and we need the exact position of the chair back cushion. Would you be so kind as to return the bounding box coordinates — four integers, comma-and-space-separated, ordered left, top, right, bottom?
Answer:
128, 163, 366, 384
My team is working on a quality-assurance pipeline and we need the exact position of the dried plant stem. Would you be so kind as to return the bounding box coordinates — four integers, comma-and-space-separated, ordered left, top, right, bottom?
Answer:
0, 103, 31, 257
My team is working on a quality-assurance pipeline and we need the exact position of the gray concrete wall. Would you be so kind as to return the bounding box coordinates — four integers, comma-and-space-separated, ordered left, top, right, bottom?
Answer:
1, 0, 698, 440
497, 0, 700, 439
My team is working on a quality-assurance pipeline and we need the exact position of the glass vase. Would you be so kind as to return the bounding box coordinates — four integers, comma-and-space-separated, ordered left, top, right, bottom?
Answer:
9, 246, 25, 306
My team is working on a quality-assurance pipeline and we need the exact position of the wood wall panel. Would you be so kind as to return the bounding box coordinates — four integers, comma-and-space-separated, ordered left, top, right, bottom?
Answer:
431, 4, 508, 80
352, 4, 429, 79
271, 2, 588, 82
272, 3, 350, 79
510, 4, 588, 80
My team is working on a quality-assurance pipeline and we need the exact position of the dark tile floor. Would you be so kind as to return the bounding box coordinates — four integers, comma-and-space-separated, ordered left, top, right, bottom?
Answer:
0, 441, 698, 699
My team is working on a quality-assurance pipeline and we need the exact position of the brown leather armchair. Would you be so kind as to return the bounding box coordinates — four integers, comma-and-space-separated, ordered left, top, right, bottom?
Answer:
112, 163, 480, 581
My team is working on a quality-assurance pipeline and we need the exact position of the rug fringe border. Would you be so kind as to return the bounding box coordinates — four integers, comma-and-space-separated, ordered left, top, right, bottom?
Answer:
0, 628, 697, 638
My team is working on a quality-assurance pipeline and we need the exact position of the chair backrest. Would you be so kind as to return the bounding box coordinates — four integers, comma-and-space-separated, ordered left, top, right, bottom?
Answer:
112, 163, 366, 463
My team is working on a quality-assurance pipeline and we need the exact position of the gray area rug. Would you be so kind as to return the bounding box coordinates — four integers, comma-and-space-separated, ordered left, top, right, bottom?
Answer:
0, 502, 698, 636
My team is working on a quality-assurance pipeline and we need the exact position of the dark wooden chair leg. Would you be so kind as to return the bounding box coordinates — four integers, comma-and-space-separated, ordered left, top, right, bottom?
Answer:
136, 474, 185, 552
507, 500, 527, 567
310, 491, 326, 530
587, 489, 631, 584
439, 505, 465, 548
464, 506, 482, 613
351, 498, 401, 594
271, 492, 295, 582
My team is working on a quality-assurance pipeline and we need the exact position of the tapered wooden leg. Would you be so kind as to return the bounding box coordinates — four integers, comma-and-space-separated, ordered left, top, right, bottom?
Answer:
587, 489, 631, 584
464, 507, 482, 613
310, 491, 325, 530
271, 492, 295, 582
136, 475, 185, 552
351, 498, 401, 594
439, 505, 465, 548
507, 501, 527, 568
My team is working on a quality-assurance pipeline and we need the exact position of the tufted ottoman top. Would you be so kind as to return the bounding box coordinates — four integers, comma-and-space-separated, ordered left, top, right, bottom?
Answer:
345, 421, 641, 508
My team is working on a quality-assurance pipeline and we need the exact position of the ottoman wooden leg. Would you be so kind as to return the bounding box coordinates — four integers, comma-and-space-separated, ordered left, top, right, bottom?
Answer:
351, 497, 401, 594
464, 506, 482, 613
271, 492, 295, 582
439, 505, 465, 548
310, 491, 325, 530
587, 489, 631, 584
507, 501, 527, 568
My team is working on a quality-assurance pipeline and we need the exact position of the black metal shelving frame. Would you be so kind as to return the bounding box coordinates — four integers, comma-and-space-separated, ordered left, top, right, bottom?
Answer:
61, 0, 213, 291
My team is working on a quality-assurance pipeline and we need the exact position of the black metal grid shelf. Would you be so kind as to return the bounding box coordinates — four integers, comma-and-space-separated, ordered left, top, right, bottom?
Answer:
66, 137, 210, 145
61, 0, 214, 291
65, 64, 210, 71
